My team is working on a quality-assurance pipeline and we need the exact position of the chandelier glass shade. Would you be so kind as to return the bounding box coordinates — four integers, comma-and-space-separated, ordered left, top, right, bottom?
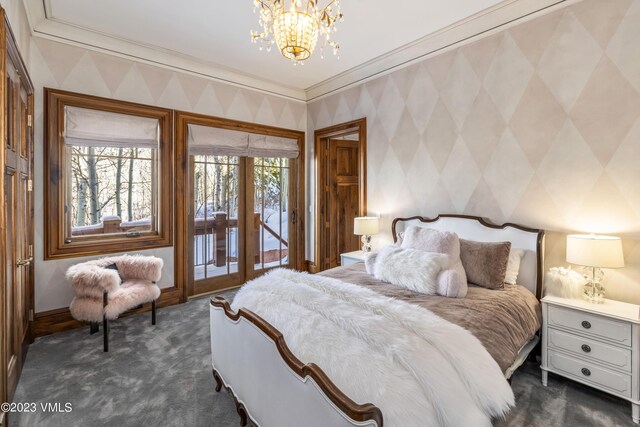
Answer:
251, 0, 343, 64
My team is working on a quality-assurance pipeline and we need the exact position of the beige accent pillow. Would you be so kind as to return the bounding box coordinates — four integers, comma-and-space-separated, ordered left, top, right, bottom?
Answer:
459, 239, 511, 290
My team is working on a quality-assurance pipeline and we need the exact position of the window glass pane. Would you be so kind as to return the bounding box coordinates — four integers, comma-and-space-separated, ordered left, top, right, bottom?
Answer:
193, 155, 240, 280
254, 156, 289, 271
67, 145, 158, 238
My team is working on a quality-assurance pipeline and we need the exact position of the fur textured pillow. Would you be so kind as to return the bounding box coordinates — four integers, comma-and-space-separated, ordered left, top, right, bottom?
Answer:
364, 252, 377, 274
400, 226, 468, 298
460, 239, 512, 290
373, 245, 447, 295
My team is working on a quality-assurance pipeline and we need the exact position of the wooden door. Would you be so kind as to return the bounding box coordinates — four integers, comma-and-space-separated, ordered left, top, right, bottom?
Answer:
325, 139, 360, 268
2, 27, 33, 408
314, 119, 367, 272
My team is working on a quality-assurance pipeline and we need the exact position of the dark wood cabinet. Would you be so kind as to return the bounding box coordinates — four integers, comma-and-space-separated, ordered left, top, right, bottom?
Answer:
0, 7, 34, 426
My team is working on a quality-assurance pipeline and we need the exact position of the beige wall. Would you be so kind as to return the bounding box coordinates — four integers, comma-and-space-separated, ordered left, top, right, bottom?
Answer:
308, 0, 640, 304
0, 0, 31, 66
28, 37, 306, 312
6, 0, 640, 310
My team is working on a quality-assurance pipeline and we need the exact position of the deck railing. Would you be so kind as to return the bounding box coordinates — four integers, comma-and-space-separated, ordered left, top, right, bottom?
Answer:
72, 213, 289, 269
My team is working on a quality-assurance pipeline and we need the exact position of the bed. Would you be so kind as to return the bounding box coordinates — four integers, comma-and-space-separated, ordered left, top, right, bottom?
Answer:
209, 214, 545, 427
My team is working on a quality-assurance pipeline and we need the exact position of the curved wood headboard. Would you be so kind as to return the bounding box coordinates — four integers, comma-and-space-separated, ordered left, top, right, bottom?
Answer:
392, 214, 545, 299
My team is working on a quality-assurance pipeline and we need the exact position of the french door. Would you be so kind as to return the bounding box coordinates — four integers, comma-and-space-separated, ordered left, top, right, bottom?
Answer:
188, 155, 297, 295
189, 154, 246, 295
178, 115, 303, 297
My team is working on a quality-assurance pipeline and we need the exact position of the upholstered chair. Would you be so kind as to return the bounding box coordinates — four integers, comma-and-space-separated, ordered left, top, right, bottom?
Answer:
66, 254, 163, 351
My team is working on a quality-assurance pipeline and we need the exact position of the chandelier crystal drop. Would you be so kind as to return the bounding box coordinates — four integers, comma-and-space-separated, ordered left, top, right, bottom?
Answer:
251, 0, 343, 64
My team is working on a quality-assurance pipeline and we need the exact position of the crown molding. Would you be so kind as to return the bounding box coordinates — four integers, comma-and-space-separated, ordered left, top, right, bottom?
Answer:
22, 0, 579, 104
23, 0, 307, 102
305, 0, 578, 101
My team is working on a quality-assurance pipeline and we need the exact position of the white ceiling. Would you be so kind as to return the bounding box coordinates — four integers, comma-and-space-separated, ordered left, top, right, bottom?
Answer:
44, 0, 504, 91
25, 0, 568, 100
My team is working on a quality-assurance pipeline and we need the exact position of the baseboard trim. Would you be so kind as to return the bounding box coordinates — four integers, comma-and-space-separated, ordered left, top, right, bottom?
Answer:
306, 261, 319, 274
33, 287, 183, 337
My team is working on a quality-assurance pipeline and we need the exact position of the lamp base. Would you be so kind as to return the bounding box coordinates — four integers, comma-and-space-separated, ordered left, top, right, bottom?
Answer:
361, 235, 372, 253
583, 267, 605, 304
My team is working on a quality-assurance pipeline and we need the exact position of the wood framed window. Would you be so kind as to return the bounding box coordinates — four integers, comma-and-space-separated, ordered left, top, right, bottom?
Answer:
44, 89, 173, 259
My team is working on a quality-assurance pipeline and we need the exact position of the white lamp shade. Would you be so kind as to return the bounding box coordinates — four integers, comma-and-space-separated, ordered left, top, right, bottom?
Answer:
566, 234, 625, 268
354, 217, 379, 236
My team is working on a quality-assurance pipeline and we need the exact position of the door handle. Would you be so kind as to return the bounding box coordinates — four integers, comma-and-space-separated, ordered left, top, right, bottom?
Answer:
17, 257, 33, 267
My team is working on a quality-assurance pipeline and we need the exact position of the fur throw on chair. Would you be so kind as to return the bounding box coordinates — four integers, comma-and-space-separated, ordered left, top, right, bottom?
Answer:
67, 255, 163, 322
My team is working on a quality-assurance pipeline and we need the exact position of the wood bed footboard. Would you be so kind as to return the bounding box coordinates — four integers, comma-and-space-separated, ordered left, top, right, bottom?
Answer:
209, 296, 383, 427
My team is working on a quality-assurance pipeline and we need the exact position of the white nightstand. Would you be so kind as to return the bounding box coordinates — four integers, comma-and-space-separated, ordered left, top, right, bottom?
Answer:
541, 295, 640, 423
340, 250, 366, 266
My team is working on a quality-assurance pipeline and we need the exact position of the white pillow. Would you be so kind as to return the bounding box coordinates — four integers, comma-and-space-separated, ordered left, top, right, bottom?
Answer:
399, 226, 468, 298
372, 244, 447, 294
364, 252, 377, 274
504, 248, 526, 285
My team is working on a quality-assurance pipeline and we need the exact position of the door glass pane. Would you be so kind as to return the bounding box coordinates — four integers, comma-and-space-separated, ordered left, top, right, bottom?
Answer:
254, 157, 289, 271
193, 155, 239, 280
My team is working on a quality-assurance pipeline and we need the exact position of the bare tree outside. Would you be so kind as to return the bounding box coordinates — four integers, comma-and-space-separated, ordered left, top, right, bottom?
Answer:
191, 155, 290, 280
68, 146, 156, 235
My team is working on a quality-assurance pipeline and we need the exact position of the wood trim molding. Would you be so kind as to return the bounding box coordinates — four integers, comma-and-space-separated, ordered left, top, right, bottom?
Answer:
33, 287, 182, 337
210, 296, 383, 426
313, 118, 367, 272
43, 88, 174, 260
0, 7, 8, 418
174, 111, 306, 299
391, 214, 545, 300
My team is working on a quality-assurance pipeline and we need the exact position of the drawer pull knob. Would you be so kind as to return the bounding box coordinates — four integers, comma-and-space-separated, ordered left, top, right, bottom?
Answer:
581, 321, 591, 329
581, 368, 591, 377
581, 344, 591, 353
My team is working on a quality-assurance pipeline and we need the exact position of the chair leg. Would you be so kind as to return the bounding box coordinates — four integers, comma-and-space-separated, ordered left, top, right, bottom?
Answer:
103, 291, 109, 352
152, 299, 157, 325
103, 318, 109, 352
89, 322, 99, 334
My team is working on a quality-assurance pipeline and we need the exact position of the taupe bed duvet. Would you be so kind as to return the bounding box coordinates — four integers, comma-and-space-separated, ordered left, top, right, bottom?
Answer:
319, 262, 541, 373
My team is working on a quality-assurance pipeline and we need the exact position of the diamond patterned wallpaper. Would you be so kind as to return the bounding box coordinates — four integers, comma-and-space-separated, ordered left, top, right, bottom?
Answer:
7, 0, 640, 310
1, 0, 31, 67
29, 37, 306, 312
307, 0, 640, 304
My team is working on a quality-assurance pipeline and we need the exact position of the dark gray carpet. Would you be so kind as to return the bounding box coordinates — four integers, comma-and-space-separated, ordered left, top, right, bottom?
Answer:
12, 293, 635, 427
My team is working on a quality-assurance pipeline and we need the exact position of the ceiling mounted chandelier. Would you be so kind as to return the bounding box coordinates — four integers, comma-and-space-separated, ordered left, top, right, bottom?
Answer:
251, 0, 343, 64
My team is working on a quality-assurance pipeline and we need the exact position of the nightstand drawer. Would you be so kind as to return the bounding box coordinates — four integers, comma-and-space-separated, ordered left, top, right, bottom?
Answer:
547, 328, 632, 372
548, 350, 632, 398
340, 251, 366, 266
340, 256, 362, 266
548, 305, 631, 346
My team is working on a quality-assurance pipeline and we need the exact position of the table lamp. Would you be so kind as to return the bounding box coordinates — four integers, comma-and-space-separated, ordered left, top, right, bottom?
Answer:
354, 217, 379, 253
566, 234, 624, 303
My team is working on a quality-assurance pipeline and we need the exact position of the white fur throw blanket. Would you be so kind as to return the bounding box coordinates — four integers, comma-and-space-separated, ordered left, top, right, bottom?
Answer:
231, 269, 514, 427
